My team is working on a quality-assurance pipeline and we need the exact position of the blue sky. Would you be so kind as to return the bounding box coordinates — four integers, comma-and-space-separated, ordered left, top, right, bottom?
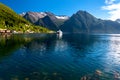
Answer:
0, 0, 120, 20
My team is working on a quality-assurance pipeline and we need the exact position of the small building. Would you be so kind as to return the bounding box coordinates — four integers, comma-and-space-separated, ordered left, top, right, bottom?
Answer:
0, 29, 12, 34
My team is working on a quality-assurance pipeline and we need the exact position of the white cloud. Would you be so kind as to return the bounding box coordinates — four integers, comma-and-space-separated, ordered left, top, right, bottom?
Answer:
102, 3, 120, 10
105, 0, 116, 4
102, 0, 120, 21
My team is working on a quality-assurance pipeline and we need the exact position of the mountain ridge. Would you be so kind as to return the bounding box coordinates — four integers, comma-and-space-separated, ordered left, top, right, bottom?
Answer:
2, 2, 120, 34
21, 12, 69, 31
20, 8, 120, 33
60, 10, 120, 33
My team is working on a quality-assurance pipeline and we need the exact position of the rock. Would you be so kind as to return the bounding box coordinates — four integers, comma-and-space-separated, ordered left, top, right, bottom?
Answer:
95, 70, 102, 76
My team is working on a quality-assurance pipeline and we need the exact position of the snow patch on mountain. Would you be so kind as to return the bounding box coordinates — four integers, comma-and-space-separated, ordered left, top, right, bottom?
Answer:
56, 16, 69, 20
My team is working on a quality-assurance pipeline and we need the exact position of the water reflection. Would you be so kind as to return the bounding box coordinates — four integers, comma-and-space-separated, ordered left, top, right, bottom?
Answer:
0, 34, 120, 80
0, 34, 32, 60
57, 33, 62, 39
63, 34, 96, 57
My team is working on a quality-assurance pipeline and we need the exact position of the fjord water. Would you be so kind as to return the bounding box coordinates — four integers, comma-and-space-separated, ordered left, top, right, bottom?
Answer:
0, 34, 120, 80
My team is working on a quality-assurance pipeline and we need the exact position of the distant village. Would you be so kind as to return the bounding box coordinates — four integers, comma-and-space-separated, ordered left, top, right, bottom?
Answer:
0, 29, 12, 34
0, 28, 34, 34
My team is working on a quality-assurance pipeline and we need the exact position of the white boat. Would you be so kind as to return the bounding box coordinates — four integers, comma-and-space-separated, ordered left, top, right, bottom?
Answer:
57, 30, 63, 36
56, 30, 63, 39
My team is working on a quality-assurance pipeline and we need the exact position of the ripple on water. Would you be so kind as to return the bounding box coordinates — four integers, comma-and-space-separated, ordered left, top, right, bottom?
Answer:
0, 34, 120, 80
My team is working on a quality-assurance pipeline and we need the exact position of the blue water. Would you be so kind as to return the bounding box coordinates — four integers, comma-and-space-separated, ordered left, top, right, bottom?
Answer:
0, 34, 120, 80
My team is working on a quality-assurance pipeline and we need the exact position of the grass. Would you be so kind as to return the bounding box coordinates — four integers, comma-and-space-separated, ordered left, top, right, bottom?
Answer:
0, 3, 53, 33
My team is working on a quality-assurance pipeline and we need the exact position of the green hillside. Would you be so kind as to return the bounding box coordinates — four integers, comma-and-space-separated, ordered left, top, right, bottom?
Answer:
0, 3, 52, 33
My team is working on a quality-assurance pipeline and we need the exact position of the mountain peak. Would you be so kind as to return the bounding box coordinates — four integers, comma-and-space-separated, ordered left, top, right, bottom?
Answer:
76, 10, 96, 18
60, 10, 120, 33
77, 10, 87, 13
45, 12, 55, 16
22, 11, 69, 31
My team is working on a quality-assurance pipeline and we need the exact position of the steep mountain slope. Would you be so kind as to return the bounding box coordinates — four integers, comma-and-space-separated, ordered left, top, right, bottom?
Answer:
23, 12, 47, 24
60, 10, 120, 33
0, 3, 28, 28
0, 3, 51, 33
35, 12, 59, 30
22, 12, 69, 31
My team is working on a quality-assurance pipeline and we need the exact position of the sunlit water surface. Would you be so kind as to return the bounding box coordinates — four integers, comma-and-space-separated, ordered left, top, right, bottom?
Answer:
0, 33, 120, 80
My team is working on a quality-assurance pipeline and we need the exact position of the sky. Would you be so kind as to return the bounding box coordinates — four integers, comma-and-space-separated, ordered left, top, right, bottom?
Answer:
0, 0, 120, 21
